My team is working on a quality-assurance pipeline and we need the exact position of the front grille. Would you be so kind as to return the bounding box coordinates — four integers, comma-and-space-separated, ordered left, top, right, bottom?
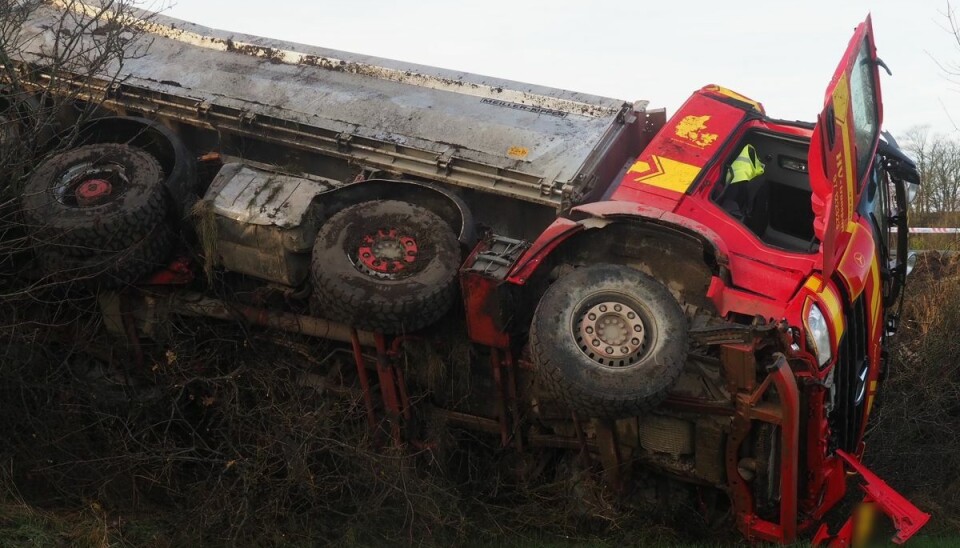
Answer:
830, 297, 869, 453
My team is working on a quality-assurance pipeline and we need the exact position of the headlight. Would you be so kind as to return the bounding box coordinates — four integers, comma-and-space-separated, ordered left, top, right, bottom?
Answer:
805, 304, 832, 367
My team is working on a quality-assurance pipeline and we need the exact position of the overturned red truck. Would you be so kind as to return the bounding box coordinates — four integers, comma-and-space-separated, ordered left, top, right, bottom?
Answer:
14, 5, 928, 545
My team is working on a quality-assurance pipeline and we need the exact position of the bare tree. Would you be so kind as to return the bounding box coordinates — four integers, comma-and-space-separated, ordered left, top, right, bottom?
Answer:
0, 1, 164, 188
900, 126, 960, 226
0, 1, 167, 298
0, 0, 170, 401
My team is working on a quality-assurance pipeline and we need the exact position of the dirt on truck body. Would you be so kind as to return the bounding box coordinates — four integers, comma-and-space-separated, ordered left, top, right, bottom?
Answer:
9, 3, 929, 545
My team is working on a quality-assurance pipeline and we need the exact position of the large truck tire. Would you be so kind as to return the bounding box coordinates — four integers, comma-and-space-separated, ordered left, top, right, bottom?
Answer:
21, 143, 168, 255
529, 264, 687, 418
311, 200, 460, 334
37, 222, 175, 289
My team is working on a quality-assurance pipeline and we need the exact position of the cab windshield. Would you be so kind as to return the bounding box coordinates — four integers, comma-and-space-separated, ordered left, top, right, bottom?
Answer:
850, 38, 880, 189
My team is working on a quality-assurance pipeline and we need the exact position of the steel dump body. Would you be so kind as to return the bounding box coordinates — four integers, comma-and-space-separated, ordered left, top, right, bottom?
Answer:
20, 5, 648, 208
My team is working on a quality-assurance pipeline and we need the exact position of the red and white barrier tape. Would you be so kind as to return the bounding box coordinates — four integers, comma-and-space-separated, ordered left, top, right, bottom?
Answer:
891, 227, 960, 234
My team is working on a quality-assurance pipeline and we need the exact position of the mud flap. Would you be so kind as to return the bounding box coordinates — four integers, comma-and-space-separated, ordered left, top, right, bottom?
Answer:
812, 449, 929, 546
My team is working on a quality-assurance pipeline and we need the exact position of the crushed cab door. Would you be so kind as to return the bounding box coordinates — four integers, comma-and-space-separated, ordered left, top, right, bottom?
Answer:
809, 16, 883, 280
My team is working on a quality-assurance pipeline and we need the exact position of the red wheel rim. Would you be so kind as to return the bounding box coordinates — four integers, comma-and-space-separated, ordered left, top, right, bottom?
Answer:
356, 227, 419, 277
75, 178, 113, 206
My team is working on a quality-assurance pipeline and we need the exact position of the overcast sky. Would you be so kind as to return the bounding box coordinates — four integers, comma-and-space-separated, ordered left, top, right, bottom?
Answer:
163, 1, 960, 141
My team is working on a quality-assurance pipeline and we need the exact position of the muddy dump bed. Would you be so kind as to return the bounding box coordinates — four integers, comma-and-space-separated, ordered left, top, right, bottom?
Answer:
18, 4, 655, 208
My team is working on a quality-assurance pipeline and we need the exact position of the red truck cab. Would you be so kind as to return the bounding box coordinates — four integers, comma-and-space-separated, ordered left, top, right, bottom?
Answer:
503, 16, 927, 545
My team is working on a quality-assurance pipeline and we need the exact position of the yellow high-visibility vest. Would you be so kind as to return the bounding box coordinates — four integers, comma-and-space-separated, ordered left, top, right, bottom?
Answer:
726, 144, 765, 184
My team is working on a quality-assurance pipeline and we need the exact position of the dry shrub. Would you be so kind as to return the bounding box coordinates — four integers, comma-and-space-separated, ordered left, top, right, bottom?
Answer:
189, 199, 220, 285
0, 310, 638, 546
0, 299, 722, 546
865, 251, 960, 531
0, 314, 470, 545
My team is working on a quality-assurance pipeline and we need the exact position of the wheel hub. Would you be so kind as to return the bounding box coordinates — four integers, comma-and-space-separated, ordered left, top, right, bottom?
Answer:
576, 300, 646, 366
75, 178, 113, 206
356, 228, 419, 278
54, 162, 128, 208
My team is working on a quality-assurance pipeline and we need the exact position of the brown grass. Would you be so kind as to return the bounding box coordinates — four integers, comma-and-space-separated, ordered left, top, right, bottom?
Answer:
189, 198, 219, 284
864, 252, 960, 532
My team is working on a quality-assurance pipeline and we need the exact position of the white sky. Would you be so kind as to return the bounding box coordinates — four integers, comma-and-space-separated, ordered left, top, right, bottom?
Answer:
163, 0, 960, 141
